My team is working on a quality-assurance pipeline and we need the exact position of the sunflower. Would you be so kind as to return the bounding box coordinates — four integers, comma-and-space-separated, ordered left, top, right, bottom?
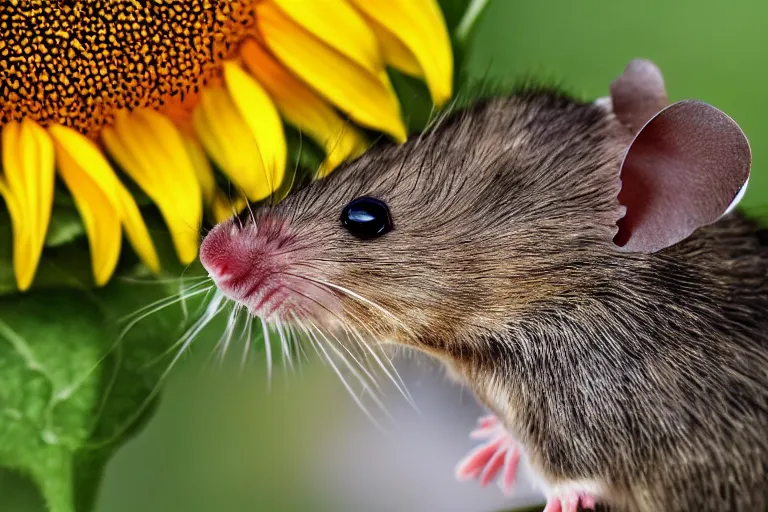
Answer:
0, 0, 454, 291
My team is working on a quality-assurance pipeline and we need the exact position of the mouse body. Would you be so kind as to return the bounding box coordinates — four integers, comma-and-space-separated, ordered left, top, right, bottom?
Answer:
200, 60, 766, 511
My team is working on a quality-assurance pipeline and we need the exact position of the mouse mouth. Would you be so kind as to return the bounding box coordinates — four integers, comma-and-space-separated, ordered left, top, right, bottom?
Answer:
218, 271, 338, 322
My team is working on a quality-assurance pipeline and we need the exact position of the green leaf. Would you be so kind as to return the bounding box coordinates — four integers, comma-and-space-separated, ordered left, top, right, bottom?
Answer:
389, 69, 435, 135
45, 207, 85, 248
0, 290, 115, 512
438, 0, 474, 33
0, 469, 46, 511
448, 0, 491, 90
52, 187, 76, 209
0, 197, 242, 512
0, 268, 230, 512
70, 279, 205, 512
0, 209, 16, 296
452, 0, 492, 47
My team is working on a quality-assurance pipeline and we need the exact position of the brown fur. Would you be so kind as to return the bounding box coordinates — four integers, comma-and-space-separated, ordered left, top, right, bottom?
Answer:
250, 90, 768, 511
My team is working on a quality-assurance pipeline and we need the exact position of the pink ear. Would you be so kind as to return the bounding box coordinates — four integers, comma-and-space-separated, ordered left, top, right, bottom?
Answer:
609, 59, 669, 133
614, 100, 751, 253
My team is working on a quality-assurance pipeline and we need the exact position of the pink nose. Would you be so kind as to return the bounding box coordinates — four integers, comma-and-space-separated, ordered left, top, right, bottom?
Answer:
199, 222, 237, 279
208, 261, 231, 279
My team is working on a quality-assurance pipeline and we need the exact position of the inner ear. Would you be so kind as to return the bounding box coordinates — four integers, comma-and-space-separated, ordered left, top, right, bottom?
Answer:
609, 59, 669, 134
614, 100, 751, 253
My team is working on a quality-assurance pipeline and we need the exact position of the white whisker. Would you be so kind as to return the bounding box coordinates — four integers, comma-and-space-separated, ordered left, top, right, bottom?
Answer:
236, 307, 250, 356
217, 303, 240, 366
90, 290, 227, 449
118, 284, 213, 341
261, 318, 273, 389
282, 278, 416, 412
307, 319, 395, 425
275, 319, 294, 374
143, 291, 227, 370
163, 293, 227, 376
118, 280, 211, 324
299, 276, 410, 331
115, 275, 210, 285
293, 316, 322, 364
193, 285, 217, 317
178, 278, 211, 323
291, 323, 309, 370
176, 275, 214, 323
295, 317, 387, 434
343, 311, 417, 411
240, 315, 254, 374
245, 197, 256, 224
314, 320, 383, 395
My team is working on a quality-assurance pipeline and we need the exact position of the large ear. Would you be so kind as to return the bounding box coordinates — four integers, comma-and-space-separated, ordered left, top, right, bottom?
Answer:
613, 99, 751, 253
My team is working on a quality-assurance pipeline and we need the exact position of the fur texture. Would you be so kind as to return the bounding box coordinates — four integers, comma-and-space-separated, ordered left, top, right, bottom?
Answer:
203, 89, 768, 511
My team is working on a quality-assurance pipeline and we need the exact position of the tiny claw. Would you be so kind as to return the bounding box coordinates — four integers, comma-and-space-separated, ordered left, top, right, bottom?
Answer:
501, 446, 520, 493
580, 495, 596, 509
543, 498, 563, 512
469, 426, 498, 440
455, 437, 504, 480
477, 415, 498, 429
469, 415, 501, 439
562, 495, 579, 512
544, 493, 597, 512
479, 446, 507, 487
460, 467, 481, 480
457, 413, 523, 495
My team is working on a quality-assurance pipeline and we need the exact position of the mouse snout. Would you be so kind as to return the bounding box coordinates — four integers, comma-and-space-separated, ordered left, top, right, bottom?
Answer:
199, 218, 248, 282
199, 214, 317, 318
200, 217, 283, 282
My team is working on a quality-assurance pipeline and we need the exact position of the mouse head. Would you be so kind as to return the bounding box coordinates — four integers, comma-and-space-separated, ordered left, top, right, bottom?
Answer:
199, 59, 751, 356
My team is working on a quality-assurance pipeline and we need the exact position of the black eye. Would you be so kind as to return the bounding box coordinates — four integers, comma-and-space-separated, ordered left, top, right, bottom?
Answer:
340, 196, 392, 239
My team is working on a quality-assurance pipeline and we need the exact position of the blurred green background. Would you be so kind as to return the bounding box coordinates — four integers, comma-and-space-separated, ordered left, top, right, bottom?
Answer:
3, 1, 767, 511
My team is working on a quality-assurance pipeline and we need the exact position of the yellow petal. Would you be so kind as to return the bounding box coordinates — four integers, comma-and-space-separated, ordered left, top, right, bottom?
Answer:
257, 1, 407, 142
211, 190, 249, 225
182, 131, 217, 206
364, 14, 422, 77
115, 184, 160, 273
102, 109, 202, 265
350, 0, 453, 106
223, 62, 287, 197
193, 85, 276, 202
0, 119, 55, 291
272, 0, 383, 75
239, 39, 368, 177
49, 125, 123, 286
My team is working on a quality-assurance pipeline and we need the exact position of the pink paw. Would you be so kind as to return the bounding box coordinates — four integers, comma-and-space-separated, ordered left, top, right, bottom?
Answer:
456, 415, 598, 511
543, 493, 596, 512
455, 415, 521, 495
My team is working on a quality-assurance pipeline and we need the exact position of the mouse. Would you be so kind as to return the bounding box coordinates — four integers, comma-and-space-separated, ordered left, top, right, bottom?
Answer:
198, 59, 767, 512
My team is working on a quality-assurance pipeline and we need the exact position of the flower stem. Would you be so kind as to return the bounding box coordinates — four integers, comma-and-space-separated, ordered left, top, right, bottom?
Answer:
37, 451, 75, 512
455, 0, 492, 49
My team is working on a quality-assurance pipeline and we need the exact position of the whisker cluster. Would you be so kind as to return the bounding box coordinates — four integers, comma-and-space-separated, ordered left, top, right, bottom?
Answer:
106, 268, 418, 436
